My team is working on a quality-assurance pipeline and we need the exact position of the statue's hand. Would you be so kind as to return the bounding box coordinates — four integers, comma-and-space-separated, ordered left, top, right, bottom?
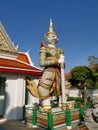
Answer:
58, 55, 64, 64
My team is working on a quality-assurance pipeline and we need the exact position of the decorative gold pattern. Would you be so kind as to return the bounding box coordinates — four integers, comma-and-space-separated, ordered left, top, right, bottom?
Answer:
44, 19, 57, 41
0, 32, 10, 51
0, 23, 18, 58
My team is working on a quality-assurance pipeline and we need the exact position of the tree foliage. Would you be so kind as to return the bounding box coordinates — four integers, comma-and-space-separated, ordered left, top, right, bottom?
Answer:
70, 65, 93, 86
94, 64, 98, 72
91, 68, 98, 89
88, 56, 98, 89
69, 65, 93, 104
68, 65, 98, 90
88, 56, 98, 65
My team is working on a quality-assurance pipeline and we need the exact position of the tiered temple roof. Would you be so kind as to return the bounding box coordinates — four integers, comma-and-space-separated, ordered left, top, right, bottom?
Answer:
0, 22, 42, 75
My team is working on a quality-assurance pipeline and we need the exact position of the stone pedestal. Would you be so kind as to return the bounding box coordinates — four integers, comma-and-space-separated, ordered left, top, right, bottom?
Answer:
25, 107, 81, 130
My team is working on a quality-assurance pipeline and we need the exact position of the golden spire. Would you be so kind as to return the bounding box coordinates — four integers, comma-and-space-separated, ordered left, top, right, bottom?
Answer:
44, 18, 57, 41
49, 18, 53, 32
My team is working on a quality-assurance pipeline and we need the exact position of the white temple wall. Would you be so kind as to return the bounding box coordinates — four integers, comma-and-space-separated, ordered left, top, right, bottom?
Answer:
0, 72, 39, 120
69, 88, 81, 97
13, 74, 25, 120
2, 73, 19, 119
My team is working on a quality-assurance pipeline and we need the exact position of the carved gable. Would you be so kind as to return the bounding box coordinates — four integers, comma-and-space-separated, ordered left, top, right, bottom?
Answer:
0, 22, 18, 58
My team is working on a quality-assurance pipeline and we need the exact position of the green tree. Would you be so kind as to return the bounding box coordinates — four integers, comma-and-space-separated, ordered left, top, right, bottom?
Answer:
91, 66, 98, 89
69, 65, 93, 104
94, 64, 98, 72
88, 56, 98, 89
88, 56, 98, 65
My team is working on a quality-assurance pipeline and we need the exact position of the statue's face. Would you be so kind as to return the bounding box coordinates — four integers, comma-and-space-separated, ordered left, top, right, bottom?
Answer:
47, 34, 58, 45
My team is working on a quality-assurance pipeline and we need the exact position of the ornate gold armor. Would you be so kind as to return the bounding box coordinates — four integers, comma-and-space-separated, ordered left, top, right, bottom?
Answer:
38, 45, 64, 99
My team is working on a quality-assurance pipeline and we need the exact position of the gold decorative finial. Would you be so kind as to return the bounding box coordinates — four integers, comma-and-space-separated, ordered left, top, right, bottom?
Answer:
15, 45, 19, 51
50, 18, 52, 25
44, 18, 57, 41
49, 18, 53, 32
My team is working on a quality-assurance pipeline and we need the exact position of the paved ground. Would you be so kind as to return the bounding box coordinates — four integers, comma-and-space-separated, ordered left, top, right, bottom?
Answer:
0, 119, 87, 130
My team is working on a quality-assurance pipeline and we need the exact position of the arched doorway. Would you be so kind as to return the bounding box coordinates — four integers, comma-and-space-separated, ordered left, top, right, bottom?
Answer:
0, 76, 6, 118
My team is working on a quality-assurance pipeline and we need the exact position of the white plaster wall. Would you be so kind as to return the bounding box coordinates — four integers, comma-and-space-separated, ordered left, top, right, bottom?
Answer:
0, 73, 40, 120
4, 73, 18, 119
69, 88, 81, 97
4, 74, 28, 120
13, 74, 25, 119
1, 73, 25, 119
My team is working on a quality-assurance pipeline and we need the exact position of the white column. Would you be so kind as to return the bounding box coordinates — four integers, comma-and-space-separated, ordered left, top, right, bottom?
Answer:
60, 64, 66, 109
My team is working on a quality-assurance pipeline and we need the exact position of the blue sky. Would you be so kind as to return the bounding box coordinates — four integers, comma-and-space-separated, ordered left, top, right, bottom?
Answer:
0, 0, 98, 72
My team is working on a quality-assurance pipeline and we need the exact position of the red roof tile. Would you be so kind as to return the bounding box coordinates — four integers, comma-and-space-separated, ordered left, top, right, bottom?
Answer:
65, 72, 71, 77
17, 53, 30, 64
0, 57, 42, 75
65, 65, 95, 78
0, 58, 29, 69
88, 65, 95, 69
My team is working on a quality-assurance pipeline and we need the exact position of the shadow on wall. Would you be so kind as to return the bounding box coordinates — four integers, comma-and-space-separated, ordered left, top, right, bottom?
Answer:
0, 96, 5, 117
4, 92, 23, 120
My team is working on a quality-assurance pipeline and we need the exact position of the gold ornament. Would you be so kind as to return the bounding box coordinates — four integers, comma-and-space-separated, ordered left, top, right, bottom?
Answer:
44, 18, 57, 41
